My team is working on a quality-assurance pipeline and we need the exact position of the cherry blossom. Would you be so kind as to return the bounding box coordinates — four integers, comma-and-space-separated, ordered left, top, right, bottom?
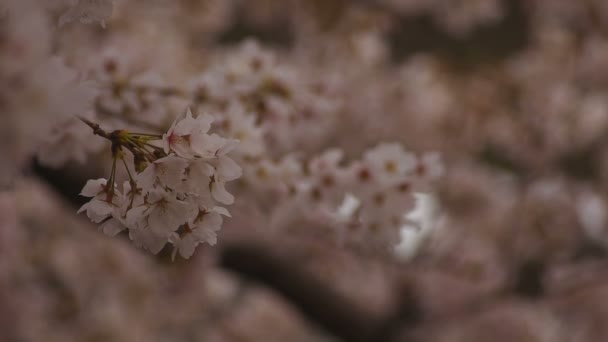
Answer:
363, 143, 416, 186
163, 109, 214, 158
136, 155, 188, 192
77, 178, 120, 223
76, 106, 243, 258
170, 207, 230, 259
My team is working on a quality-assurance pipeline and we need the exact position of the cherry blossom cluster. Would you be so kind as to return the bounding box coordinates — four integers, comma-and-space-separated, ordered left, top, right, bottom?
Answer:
34, 49, 189, 169
77, 109, 242, 258
190, 40, 342, 156
243, 143, 443, 249
86, 49, 184, 130
4, 1, 444, 257
34, 38, 443, 253
35, 40, 340, 169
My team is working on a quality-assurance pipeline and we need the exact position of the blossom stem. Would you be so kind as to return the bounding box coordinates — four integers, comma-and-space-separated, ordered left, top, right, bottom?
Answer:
106, 156, 117, 201
130, 132, 162, 138
126, 135, 162, 150
142, 142, 165, 152
78, 116, 112, 140
121, 157, 136, 186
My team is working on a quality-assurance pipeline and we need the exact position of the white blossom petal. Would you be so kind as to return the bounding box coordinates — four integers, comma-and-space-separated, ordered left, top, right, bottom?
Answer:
80, 178, 107, 197
211, 181, 234, 204
216, 156, 242, 181
99, 218, 125, 236
129, 229, 167, 254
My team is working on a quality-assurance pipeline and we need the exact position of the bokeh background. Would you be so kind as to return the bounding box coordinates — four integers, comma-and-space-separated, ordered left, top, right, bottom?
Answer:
4, 0, 608, 341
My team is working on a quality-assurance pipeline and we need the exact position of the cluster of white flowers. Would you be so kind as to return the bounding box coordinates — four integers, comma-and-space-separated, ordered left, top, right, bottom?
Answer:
36, 44, 272, 168
191, 40, 342, 156
2, 3, 442, 256
245, 143, 443, 248
321, 145, 442, 247
78, 109, 242, 259
33, 48, 190, 169
37, 41, 341, 168
87, 50, 182, 129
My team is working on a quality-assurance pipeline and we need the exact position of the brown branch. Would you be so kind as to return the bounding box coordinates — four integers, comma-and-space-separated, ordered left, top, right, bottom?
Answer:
78, 116, 112, 140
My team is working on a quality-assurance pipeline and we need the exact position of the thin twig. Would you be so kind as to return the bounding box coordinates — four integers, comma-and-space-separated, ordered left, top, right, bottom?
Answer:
78, 116, 112, 140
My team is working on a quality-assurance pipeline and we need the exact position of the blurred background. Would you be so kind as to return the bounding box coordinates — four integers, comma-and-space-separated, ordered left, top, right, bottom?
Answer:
4, 0, 608, 341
